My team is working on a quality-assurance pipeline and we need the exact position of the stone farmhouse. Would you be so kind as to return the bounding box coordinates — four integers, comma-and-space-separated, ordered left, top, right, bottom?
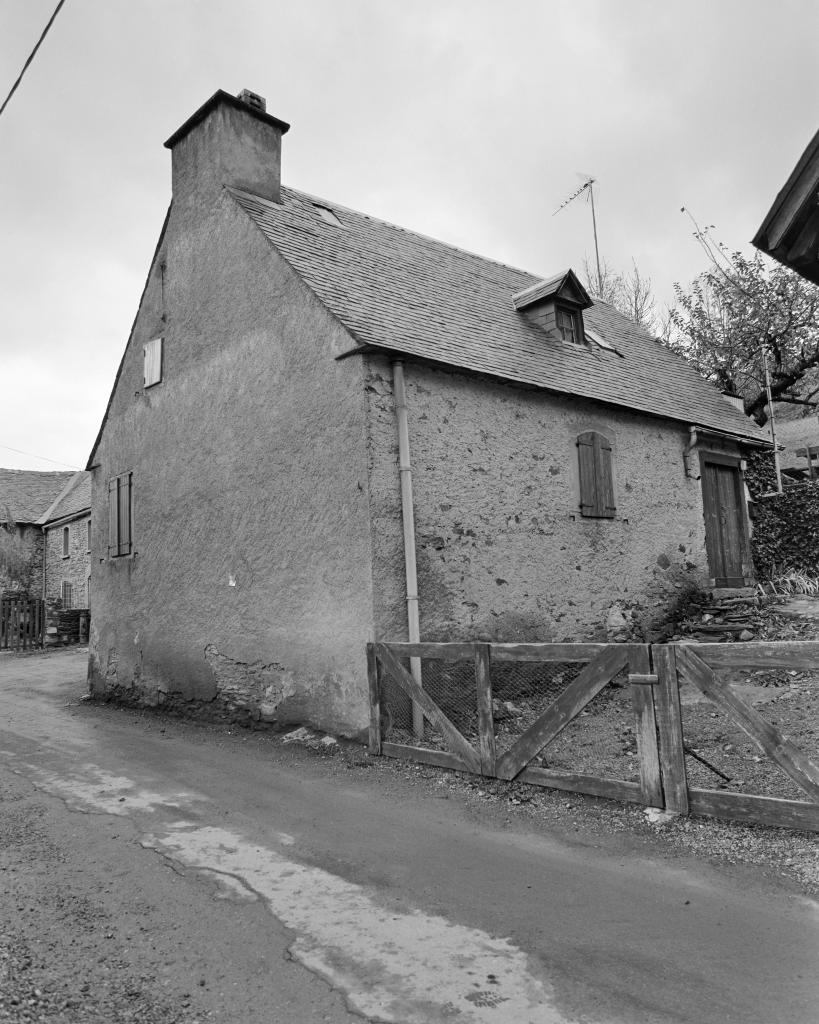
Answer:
0, 469, 74, 597
38, 471, 92, 612
86, 88, 766, 735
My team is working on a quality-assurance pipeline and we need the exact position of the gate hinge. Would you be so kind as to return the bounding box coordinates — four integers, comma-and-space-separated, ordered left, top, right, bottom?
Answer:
628, 673, 659, 686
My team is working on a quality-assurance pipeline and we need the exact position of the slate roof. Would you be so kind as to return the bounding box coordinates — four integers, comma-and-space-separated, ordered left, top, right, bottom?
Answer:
0, 469, 75, 525
38, 471, 91, 526
230, 186, 766, 443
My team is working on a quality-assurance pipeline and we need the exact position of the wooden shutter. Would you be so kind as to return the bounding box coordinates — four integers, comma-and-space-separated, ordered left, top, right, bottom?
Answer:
144, 337, 163, 387
108, 477, 118, 556
117, 473, 132, 556
577, 432, 597, 515
577, 431, 616, 518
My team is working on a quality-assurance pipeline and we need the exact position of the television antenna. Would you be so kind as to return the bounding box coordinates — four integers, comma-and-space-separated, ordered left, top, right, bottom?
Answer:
553, 176, 602, 295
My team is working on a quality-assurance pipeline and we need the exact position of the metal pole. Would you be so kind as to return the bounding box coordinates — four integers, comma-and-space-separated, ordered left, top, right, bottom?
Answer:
762, 347, 783, 493
589, 181, 602, 295
392, 360, 424, 738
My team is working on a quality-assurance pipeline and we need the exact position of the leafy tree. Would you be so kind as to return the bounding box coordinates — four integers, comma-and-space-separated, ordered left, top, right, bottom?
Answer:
667, 221, 819, 427
0, 510, 33, 593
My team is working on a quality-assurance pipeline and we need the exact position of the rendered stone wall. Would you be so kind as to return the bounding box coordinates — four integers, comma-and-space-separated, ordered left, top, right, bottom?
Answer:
44, 516, 91, 607
88, 193, 375, 734
365, 356, 715, 644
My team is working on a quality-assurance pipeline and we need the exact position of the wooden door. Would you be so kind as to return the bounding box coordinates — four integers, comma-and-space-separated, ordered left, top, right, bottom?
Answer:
700, 459, 748, 586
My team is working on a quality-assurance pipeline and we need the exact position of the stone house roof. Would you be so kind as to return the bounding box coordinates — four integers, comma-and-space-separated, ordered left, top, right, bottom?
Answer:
38, 471, 92, 526
0, 469, 75, 525
230, 185, 766, 444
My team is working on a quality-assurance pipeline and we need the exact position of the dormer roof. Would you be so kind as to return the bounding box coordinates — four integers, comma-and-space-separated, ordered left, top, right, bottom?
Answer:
512, 269, 592, 311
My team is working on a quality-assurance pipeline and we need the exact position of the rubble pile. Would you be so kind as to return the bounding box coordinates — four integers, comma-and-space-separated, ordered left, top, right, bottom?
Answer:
671, 593, 819, 644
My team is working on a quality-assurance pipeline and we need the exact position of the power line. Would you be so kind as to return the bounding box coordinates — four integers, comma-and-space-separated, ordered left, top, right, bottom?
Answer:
0, 0, 68, 120
0, 444, 81, 471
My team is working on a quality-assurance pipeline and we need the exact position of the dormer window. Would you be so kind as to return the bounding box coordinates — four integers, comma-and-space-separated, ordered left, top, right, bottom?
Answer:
556, 305, 583, 345
512, 269, 592, 345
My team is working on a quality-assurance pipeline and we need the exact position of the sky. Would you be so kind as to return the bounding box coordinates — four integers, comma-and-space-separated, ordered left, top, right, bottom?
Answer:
1, 0, 818, 473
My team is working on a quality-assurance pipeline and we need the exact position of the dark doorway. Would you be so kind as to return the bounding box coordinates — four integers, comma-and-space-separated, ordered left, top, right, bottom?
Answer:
700, 457, 750, 587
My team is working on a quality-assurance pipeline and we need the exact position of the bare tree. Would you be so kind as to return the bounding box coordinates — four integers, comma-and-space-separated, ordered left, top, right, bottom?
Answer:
583, 256, 658, 335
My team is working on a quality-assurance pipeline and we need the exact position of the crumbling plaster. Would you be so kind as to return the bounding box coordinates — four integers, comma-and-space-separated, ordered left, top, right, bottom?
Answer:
364, 354, 713, 643
88, 192, 375, 734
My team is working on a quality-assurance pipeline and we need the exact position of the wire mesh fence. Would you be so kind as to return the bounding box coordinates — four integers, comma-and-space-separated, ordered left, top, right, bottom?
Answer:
679, 667, 819, 802
378, 655, 480, 751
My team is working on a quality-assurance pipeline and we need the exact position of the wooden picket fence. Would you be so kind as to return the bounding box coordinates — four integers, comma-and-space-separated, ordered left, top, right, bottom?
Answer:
0, 597, 45, 651
367, 640, 819, 832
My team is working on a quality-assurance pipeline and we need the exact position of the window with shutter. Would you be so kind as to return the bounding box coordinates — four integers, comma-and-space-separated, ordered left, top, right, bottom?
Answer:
108, 472, 133, 557
143, 337, 163, 388
577, 431, 616, 518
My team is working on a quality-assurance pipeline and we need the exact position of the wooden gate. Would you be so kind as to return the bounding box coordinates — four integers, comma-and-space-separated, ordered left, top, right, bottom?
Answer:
658, 642, 819, 831
368, 641, 663, 808
368, 639, 819, 831
0, 597, 44, 651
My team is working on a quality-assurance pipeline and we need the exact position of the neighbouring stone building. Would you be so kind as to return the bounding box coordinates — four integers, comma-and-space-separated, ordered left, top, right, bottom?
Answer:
39, 471, 92, 612
0, 469, 74, 597
87, 88, 768, 735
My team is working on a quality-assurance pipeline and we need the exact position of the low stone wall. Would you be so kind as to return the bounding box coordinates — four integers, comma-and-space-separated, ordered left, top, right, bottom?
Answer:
752, 483, 819, 577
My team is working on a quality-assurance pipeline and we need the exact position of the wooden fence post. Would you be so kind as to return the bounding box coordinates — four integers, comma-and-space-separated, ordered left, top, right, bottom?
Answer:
629, 645, 663, 808
366, 644, 381, 756
474, 643, 496, 776
653, 645, 689, 814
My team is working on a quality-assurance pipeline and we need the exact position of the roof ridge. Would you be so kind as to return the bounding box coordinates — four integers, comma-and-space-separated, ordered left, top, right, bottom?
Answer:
229, 185, 546, 283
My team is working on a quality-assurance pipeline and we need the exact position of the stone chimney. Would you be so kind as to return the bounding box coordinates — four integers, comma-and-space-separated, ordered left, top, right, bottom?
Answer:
164, 89, 290, 208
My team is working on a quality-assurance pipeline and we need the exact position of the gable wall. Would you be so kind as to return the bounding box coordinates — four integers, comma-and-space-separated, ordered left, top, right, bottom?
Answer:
365, 355, 717, 643
44, 515, 91, 607
88, 192, 375, 734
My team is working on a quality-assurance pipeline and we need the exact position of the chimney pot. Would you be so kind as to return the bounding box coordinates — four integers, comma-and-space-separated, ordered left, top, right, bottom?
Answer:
238, 88, 266, 113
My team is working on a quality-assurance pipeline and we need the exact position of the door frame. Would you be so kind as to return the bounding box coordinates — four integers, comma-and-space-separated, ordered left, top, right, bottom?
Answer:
699, 451, 753, 587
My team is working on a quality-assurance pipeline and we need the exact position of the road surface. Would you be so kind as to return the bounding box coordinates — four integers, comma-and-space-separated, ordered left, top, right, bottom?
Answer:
0, 648, 816, 1023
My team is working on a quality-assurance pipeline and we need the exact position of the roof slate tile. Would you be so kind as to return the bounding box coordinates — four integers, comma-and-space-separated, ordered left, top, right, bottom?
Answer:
230, 186, 765, 442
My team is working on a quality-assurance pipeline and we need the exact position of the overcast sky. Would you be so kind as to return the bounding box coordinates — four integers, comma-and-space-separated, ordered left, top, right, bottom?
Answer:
1, 0, 818, 473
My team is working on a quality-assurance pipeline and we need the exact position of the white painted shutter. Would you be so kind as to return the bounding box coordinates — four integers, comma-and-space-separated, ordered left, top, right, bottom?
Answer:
143, 337, 163, 387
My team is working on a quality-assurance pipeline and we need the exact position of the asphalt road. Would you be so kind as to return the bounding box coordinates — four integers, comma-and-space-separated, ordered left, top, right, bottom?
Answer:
0, 648, 817, 1023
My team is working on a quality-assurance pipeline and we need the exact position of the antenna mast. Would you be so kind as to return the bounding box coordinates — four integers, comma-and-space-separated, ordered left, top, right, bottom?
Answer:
554, 176, 602, 294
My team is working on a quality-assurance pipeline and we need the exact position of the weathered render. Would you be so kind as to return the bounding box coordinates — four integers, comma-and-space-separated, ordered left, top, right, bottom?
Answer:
88, 89, 766, 734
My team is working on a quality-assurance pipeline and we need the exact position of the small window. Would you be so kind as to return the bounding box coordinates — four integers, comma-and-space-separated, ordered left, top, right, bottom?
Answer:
62, 525, 70, 557
61, 581, 73, 610
87, 519, 91, 552
557, 306, 584, 345
143, 336, 163, 387
577, 431, 615, 518
108, 472, 133, 557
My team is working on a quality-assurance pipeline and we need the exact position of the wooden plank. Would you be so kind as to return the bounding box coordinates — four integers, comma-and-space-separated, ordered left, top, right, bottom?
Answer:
653, 645, 689, 814
688, 788, 819, 832
495, 645, 629, 781
474, 643, 496, 776
381, 742, 471, 773
677, 647, 819, 801
518, 767, 643, 803
691, 641, 819, 670
382, 641, 476, 662
366, 644, 381, 756
374, 644, 482, 774
630, 646, 663, 807
490, 642, 614, 662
